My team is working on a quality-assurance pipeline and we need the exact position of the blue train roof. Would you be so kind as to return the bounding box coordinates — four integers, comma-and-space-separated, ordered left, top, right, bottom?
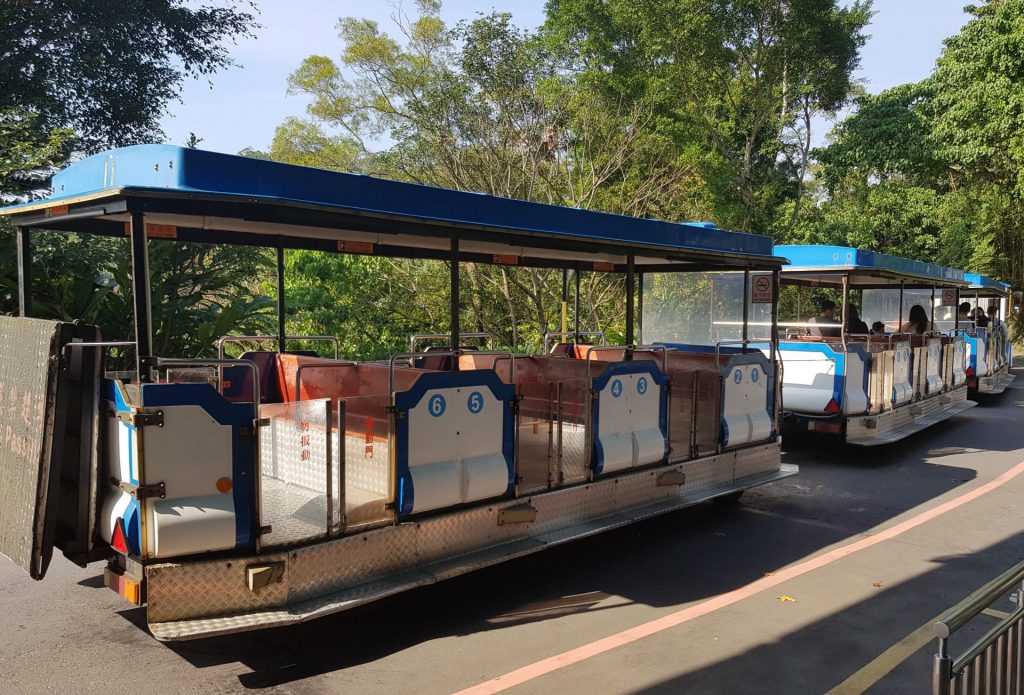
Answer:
0, 144, 780, 265
775, 245, 966, 286
964, 273, 1011, 294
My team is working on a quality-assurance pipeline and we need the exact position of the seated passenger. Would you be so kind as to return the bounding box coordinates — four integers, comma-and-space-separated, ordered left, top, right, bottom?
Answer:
846, 305, 869, 335
807, 300, 841, 338
899, 304, 934, 335
958, 301, 972, 324
975, 306, 990, 328
988, 304, 1001, 327
869, 321, 887, 342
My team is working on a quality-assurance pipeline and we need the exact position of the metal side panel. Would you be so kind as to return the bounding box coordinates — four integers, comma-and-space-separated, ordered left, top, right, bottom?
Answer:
978, 370, 1016, 395
147, 442, 791, 640
845, 386, 976, 446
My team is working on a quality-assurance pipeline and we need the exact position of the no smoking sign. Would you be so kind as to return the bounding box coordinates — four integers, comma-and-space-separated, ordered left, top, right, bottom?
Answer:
751, 275, 773, 303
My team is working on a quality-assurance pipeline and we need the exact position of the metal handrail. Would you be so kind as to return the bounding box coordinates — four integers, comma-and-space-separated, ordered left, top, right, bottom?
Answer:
952, 604, 1024, 672
387, 350, 516, 395
714, 339, 754, 368
583, 344, 667, 380
934, 560, 1024, 638
409, 333, 495, 351
217, 335, 340, 360
543, 331, 605, 354
932, 560, 1024, 695
61, 340, 137, 356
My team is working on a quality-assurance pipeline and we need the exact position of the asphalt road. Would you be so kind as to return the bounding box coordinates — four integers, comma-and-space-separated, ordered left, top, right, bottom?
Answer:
2, 374, 1024, 694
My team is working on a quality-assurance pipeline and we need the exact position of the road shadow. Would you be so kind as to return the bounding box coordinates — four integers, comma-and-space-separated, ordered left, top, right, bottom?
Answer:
629, 531, 1024, 695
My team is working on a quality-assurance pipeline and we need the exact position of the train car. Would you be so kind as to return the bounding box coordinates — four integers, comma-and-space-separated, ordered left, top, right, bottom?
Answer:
772, 245, 976, 445
959, 274, 1015, 395
0, 145, 795, 640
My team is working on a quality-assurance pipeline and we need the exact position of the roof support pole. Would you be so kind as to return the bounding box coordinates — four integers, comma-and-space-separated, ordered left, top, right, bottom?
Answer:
898, 281, 905, 333
561, 268, 568, 335
771, 268, 781, 433
742, 269, 751, 343
574, 268, 581, 341
15, 226, 31, 318
276, 246, 287, 353
637, 270, 644, 345
841, 274, 850, 341
954, 288, 960, 332
129, 212, 153, 383
930, 286, 936, 331
450, 236, 460, 351
625, 255, 635, 345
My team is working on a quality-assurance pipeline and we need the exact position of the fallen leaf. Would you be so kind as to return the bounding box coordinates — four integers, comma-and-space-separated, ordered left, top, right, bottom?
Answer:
778, 595, 797, 603
763, 571, 775, 577
872, 581, 883, 588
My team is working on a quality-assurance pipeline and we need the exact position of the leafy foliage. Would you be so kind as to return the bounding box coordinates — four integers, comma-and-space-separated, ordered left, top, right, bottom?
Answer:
0, 0, 258, 151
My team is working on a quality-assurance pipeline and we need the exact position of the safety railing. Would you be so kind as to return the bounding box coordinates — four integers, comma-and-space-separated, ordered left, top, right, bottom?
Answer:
542, 331, 606, 354
932, 560, 1024, 694
584, 344, 669, 378
387, 350, 516, 394
409, 332, 495, 351
217, 334, 340, 359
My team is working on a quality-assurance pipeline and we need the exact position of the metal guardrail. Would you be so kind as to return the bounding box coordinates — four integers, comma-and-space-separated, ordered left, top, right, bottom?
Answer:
409, 333, 495, 351
933, 560, 1024, 694
387, 350, 516, 395
217, 335, 340, 359
543, 331, 606, 353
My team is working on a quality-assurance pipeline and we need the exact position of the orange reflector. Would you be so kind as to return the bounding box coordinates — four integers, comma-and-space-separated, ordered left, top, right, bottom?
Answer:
337, 240, 375, 254
824, 398, 841, 414
966, 366, 975, 376
111, 518, 129, 555
216, 477, 233, 493
124, 578, 140, 605
593, 262, 615, 272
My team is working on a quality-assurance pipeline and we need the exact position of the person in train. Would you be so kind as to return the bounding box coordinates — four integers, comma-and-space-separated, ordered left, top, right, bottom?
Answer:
869, 321, 887, 342
899, 304, 933, 335
988, 304, 1001, 326
846, 305, 870, 335
975, 305, 990, 328
807, 299, 841, 338
959, 302, 973, 324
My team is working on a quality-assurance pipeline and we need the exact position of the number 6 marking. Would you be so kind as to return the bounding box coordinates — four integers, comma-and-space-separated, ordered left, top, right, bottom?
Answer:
429, 394, 446, 417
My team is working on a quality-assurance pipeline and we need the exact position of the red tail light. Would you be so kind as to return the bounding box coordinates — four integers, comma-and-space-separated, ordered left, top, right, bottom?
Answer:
966, 366, 975, 376
111, 518, 129, 555
824, 398, 841, 414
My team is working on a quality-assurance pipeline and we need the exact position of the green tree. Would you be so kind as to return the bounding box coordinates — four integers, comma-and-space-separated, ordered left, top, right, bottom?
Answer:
543, 0, 873, 234
811, 0, 1024, 332
0, 0, 258, 151
0, 1, 269, 357
265, 3, 707, 352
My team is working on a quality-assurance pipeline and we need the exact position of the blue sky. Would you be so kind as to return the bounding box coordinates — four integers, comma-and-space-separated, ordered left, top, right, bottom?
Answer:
159, 0, 972, 154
